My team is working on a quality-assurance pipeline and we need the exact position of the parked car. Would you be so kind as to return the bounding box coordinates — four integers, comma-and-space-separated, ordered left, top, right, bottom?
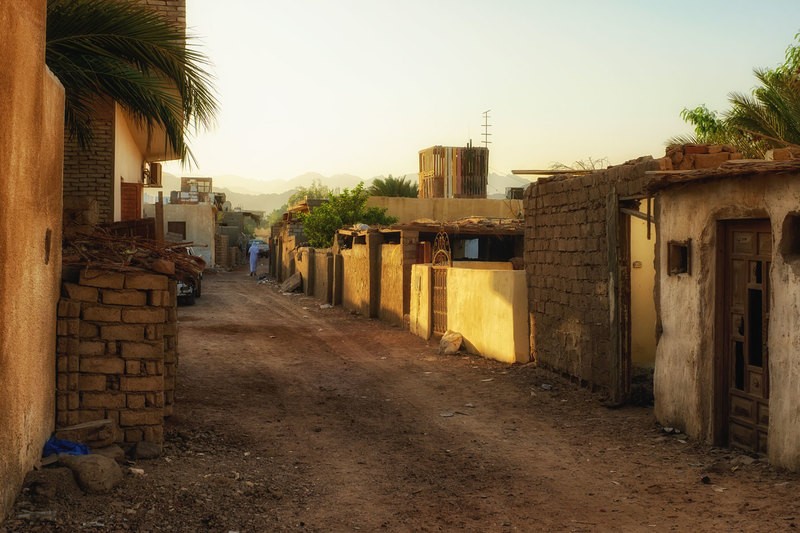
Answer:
177, 247, 205, 306
247, 238, 270, 258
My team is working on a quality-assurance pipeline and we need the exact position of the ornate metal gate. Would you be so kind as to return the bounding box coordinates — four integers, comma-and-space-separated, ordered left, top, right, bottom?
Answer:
431, 231, 451, 337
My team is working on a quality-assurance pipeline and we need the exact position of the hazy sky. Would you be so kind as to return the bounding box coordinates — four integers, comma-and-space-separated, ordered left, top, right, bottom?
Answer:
165, 0, 800, 182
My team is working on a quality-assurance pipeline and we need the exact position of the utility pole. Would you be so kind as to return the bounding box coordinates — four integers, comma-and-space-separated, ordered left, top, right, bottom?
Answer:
481, 109, 492, 149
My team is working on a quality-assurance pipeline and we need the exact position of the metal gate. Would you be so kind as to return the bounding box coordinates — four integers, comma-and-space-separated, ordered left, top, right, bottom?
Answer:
432, 267, 448, 337
431, 231, 452, 337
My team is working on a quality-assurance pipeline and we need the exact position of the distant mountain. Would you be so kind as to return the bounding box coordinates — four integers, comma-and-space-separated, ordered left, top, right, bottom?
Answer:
216, 188, 293, 214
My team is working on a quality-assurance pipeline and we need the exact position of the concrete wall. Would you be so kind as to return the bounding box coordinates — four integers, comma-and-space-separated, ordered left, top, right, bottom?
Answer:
409, 265, 432, 340
453, 261, 512, 270
367, 196, 523, 223
144, 203, 216, 265
408, 265, 528, 363
341, 242, 372, 317
447, 269, 529, 364
524, 156, 663, 392
312, 249, 333, 304
654, 172, 800, 470
379, 244, 404, 326
0, 0, 65, 521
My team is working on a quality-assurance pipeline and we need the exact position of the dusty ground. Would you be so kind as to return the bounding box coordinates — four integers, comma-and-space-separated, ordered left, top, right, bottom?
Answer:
5, 265, 800, 532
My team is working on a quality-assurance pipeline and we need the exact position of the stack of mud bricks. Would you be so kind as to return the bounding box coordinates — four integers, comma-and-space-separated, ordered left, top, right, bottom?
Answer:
56, 268, 178, 446
664, 144, 742, 170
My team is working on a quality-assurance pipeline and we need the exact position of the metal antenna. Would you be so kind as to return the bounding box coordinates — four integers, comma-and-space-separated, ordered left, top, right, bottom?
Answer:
482, 109, 492, 148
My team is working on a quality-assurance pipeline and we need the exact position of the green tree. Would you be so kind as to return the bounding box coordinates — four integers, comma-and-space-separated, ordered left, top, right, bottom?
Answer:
288, 179, 333, 207
46, 0, 218, 165
266, 203, 287, 227
369, 174, 418, 197
300, 184, 397, 248
668, 32, 800, 158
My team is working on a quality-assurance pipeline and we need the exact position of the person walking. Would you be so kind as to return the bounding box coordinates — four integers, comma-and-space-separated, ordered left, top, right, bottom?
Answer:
247, 241, 260, 277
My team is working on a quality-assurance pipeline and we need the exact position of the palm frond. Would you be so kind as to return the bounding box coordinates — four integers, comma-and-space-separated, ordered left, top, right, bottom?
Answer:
46, 0, 218, 164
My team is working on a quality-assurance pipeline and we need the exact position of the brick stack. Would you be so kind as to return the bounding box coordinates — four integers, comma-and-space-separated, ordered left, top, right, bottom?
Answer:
56, 269, 178, 446
665, 144, 742, 170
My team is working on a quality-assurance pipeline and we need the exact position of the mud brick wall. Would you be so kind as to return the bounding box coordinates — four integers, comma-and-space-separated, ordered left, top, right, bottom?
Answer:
524, 156, 663, 391
56, 269, 178, 445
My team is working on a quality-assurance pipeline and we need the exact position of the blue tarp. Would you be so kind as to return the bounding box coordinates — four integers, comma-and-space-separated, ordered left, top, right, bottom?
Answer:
42, 435, 90, 457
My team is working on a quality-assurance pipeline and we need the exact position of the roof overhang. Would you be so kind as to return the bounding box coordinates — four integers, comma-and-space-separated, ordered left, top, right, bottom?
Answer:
645, 159, 800, 194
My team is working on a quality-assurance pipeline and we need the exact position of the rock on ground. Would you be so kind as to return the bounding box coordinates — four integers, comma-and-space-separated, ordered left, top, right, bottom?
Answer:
59, 454, 123, 494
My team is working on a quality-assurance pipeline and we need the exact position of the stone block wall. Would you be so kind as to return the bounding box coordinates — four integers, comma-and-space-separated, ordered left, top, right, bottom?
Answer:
56, 269, 177, 446
524, 156, 662, 392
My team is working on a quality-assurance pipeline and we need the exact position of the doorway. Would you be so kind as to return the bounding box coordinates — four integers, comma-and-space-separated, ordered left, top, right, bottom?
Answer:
719, 219, 771, 453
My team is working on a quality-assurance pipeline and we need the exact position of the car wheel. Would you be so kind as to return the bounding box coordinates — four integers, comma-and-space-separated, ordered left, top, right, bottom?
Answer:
179, 293, 196, 306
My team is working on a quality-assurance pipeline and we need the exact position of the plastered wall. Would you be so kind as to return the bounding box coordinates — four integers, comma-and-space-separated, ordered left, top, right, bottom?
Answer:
0, 0, 65, 520
144, 203, 216, 266
367, 197, 523, 223
654, 173, 800, 470
447, 269, 529, 363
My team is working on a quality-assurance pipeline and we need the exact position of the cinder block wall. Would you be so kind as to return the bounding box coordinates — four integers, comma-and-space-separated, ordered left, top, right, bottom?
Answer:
62, 98, 115, 224
56, 269, 178, 445
524, 156, 662, 392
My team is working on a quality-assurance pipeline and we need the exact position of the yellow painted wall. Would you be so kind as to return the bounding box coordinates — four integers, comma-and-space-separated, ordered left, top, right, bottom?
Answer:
446, 269, 530, 363
452, 261, 512, 270
367, 196, 523, 223
409, 265, 432, 340
630, 215, 656, 367
0, 0, 65, 520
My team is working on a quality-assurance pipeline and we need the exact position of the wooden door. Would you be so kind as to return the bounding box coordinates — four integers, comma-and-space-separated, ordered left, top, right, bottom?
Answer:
722, 219, 771, 453
120, 182, 143, 221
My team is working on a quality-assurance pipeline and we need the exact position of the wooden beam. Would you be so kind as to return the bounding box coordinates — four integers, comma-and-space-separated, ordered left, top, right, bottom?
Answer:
512, 169, 594, 175
620, 207, 654, 224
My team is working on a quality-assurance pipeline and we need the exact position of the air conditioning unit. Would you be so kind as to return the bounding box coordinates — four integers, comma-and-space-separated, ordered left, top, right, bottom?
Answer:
144, 162, 162, 187
505, 186, 524, 199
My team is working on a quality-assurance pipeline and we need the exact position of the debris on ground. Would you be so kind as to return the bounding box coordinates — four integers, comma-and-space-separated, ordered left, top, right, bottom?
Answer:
439, 330, 462, 355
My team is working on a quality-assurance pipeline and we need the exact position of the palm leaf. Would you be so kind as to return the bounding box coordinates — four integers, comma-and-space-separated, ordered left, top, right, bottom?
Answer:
46, 0, 218, 164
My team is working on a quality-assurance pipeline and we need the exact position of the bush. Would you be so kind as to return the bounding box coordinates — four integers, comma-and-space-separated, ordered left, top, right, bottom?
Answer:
300, 184, 397, 248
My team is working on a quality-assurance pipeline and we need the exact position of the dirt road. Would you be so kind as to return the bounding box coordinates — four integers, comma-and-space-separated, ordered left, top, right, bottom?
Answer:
6, 268, 800, 532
